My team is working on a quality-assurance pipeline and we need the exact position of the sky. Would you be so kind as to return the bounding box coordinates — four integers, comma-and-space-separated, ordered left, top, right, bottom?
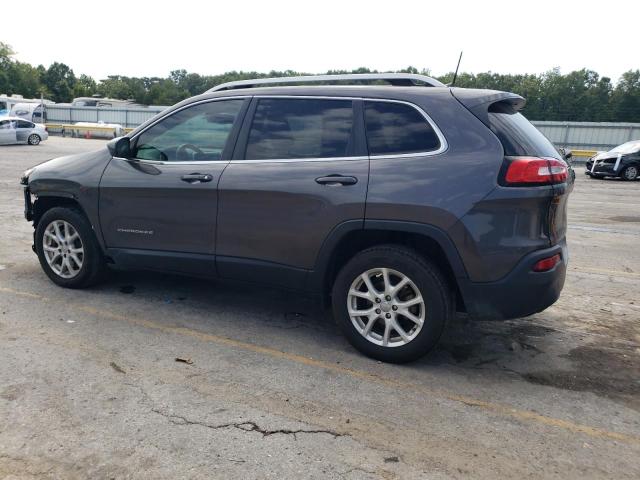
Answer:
4, 0, 638, 82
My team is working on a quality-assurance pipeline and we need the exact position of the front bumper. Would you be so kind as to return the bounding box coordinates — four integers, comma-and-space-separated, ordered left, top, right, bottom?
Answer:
458, 241, 567, 320
585, 160, 619, 177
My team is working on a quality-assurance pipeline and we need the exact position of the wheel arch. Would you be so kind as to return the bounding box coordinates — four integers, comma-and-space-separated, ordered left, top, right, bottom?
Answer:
311, 220, 469, 311
31, 195, 107, 254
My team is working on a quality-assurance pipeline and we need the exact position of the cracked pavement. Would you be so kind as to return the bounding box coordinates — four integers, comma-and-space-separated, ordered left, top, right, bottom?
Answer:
0, 137, 639, 479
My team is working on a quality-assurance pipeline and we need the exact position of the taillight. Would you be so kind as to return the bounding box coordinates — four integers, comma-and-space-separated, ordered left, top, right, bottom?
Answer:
503, 157, 568, 186
532, 254, 561, 272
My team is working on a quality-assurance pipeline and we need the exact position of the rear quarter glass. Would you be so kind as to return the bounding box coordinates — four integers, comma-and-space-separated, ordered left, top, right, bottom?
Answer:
487, 103, 560, 159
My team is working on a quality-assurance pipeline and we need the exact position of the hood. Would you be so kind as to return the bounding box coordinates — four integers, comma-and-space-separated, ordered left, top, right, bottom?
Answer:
27, 147, 112, 192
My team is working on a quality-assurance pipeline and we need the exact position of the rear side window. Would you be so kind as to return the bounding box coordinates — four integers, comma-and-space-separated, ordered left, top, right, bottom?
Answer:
487, 103, 559, 159
364, 101, 441, 156
16, 120, 34, 129
245, 98, 353, 160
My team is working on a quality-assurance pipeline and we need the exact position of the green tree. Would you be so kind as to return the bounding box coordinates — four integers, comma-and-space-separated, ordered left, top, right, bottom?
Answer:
42, 62, 76, 102
73, 74, 97, 98
610, 70, 640, 123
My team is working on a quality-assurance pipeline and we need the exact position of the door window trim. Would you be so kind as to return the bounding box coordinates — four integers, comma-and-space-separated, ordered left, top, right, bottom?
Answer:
364, 98, 448, 159
120, 96, 251, 166
124, 94, 448, 165
231, 95, 447, 163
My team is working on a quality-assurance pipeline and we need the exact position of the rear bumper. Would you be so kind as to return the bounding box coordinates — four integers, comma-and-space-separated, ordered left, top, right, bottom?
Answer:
458, 241, 567, 320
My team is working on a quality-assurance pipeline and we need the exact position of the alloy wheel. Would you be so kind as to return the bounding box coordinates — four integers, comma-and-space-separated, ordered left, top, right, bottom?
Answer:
42, 220, 84, 278
347, 268, 426, 347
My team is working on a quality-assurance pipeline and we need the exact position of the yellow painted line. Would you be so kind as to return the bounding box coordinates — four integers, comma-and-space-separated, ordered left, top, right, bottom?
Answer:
571, 266, 640, 279
1, 285, 639, 446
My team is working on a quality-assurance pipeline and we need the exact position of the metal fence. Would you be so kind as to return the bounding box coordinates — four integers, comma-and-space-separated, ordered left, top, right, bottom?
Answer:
530, 121, 640, 151
44, 104, 166, 128
43, 105, 640, 152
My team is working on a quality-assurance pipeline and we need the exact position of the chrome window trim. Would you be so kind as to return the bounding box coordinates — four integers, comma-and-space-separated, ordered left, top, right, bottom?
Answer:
363, 98, 448, 159
237, 96, 448, 163
113, 156, 228, 166
230, 156, 369, 165
129, 95, 448, 164
127, 96, 249, 165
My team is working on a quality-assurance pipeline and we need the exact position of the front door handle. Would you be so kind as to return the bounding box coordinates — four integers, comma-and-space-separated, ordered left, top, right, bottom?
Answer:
315, 175, 358, 186
181, 173, 213, 183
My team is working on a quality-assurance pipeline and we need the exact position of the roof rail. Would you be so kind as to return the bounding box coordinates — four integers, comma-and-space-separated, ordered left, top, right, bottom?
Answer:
208, 73, 445, 92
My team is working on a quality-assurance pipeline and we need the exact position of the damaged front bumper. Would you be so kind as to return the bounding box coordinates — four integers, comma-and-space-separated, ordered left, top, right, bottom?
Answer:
23, 186, 33, 221
585, 154, 623, 177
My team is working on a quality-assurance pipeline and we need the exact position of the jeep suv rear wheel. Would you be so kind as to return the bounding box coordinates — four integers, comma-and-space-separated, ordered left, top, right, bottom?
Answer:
35, 207, 106, 288
332, 245, 451, 363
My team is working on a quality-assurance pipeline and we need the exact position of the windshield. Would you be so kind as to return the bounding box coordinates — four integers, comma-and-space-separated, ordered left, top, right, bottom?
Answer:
610, 141, 640, 155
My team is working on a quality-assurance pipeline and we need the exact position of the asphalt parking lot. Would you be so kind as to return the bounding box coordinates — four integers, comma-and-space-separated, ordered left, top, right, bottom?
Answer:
0, 136, 639, 479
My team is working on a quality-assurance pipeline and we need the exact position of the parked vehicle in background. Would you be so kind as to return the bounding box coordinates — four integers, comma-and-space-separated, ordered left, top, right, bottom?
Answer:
20, 74, 573, 362
0, 117, 47, 145
0, 94, 53, 118
71, 95, 144, 108
10, 102, 46, 124
586, 140, 640, 180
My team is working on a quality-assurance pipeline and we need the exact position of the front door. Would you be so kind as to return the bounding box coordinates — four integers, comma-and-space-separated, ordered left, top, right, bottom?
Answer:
0, 119, 16, 144
216, 97, 369, 287
99, 98, 248, 267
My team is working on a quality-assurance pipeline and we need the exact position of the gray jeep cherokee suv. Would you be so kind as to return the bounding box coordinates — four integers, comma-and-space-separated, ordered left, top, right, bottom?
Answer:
21, 74, 573, 362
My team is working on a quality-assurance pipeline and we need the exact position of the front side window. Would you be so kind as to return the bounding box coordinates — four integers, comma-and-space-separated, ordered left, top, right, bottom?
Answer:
0, 120, 11, 130
365, 101, 441, 156
245, 98, 353, 160
134, 99, 244, 161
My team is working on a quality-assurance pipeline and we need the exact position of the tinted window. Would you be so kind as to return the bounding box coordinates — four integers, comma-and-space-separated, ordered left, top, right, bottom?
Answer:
134, 99, 243, 162
0, 120, 10, 129
365, 101, 440, 156
245, 98, 353, 160
487, 103, 559, 159
16, 120, 34, 129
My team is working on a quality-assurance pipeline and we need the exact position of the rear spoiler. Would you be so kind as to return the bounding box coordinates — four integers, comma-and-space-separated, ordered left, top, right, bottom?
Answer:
450, 88, 525, 124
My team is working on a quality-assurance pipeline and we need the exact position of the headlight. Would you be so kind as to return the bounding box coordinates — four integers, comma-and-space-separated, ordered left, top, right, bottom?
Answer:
20, 167, 36, 185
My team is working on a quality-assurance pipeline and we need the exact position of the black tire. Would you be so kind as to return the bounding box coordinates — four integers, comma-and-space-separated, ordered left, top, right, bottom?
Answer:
35, 207, 105, 288
331, 245, 452, 363
621, 166, 638, 181
27, 134, 41, 145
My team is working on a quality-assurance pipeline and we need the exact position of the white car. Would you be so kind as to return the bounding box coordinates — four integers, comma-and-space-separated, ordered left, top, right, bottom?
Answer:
0, 117, 48, 145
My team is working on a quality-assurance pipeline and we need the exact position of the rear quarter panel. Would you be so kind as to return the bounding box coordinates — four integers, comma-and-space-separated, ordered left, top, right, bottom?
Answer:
365, 90, 505, 280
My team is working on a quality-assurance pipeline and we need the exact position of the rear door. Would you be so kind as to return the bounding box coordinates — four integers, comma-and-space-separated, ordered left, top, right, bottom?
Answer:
99, 98, 248, 261
216, 96, 369, 287
15, 120, 34, 143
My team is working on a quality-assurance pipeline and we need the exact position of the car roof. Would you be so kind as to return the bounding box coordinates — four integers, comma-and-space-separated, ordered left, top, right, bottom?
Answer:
1, 116, 34, 121
128, 85, 523, 137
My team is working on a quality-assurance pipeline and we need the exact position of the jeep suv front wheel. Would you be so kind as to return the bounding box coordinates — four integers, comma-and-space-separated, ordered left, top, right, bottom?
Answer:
35, 207, 106, 288
332, 245, 451, 363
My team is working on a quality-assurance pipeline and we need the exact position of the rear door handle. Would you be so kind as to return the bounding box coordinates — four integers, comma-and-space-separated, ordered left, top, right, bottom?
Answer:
315, 175, 358, 186
181, 173, 213, 183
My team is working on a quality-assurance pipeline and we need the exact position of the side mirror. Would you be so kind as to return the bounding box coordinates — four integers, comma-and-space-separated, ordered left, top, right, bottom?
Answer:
107, 136, 132, 158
